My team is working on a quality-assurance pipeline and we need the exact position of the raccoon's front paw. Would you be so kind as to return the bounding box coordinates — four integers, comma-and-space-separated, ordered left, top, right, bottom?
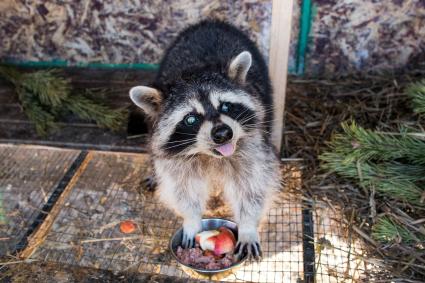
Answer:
235, 229, 262, 261
181, 220, 202, 248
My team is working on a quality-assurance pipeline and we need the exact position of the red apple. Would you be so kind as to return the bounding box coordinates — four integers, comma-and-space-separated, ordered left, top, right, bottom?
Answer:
195, 227, 236, 256
213, 227, 236, 255
195, 230, 219, 250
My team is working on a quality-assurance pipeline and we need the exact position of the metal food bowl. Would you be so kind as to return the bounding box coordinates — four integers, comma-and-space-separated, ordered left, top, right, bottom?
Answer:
169, 218, 247, 279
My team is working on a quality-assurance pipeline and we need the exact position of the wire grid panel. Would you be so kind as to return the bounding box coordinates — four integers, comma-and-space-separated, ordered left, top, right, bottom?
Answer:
31, 151, 304, 282
313, 202, 375, 282
0, 144, 80, 256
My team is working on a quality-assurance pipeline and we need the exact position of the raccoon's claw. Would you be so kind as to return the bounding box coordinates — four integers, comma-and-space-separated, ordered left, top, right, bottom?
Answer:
234, 241, 262, 261
142, 175, 157, 191
181, 231, 195, 249
181, 220, 201, 248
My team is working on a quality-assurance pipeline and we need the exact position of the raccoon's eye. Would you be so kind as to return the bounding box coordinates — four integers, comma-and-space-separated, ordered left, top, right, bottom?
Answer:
184, 114, 199, 126
220, 102, 232, 113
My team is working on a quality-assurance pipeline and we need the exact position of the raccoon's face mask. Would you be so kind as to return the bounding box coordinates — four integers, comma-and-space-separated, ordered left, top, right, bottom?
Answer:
129, 51, 264, 158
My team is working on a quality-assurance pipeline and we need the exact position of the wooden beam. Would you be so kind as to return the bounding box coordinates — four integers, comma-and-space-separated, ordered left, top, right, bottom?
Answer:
269, 0, 294, 151
18, 151, 94, 259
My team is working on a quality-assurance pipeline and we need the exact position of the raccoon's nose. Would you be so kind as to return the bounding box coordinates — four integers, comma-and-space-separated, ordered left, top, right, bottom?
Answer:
211, 125, 233, 144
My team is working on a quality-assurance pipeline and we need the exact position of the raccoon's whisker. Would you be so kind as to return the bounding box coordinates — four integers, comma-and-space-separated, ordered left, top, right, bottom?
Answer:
243, 116, 281, 125
164, 140, 197, 150
251, 107, 275, 114
254, 109, 275, 118
243, 124, 270, 129
251, 120, 280, 126
239, 114, 259, 125
243, 125, 270, 129
258, 107, 276, 113
164, 144, 194, 151
243, 125, 273, 134
261, 105, 278, 111
174, 132, 198, 136
235, 106, 274, 123
235, 107, 252, 120
244, 129, 272, 136
237, 108, 274, 123
165, 138, 197, 144
243, 125, 271, 132
239, 116, 256, 124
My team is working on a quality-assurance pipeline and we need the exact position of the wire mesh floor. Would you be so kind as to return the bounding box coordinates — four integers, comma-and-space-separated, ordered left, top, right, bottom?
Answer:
0, 144, 375, 282
313, 203, 374, 282
30, 151, 304, 282
0, 144, 79, 256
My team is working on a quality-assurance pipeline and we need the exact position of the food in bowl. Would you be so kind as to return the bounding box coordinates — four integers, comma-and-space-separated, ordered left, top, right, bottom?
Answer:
175, 226, 237, 270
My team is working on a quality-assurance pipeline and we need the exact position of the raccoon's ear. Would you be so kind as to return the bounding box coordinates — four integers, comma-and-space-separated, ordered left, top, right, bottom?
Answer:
129, 86, 162, 118
228, 51, 252, 84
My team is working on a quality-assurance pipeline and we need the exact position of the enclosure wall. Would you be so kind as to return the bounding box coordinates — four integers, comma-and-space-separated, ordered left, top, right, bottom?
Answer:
0, 0, 424, 75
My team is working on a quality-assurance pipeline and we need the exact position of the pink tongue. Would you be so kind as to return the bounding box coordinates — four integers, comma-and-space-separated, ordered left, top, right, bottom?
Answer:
215, 143, 235, 157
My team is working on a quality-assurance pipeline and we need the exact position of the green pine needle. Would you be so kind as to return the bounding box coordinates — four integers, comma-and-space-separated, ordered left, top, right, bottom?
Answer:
326, 121, 425, 165
407, 79, 425, 115
372, 216, 420, 244
0, 66, 128, 135
17, 88, 58, 136
320, 121, 425, 205
64, 95, 128, 132
320, 151, 424, 205
21, 70, 70, 108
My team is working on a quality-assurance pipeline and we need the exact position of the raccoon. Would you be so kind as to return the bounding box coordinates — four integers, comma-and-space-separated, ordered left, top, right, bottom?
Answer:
129, 20, 281, 259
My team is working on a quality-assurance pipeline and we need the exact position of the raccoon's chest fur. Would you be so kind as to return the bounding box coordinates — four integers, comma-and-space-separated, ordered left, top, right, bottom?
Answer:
199, 157, 234, 218
155, 155, 238, 218
205, 186, 233, 218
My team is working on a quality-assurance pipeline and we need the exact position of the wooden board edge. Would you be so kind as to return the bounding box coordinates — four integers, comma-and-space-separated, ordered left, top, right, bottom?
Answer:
18, 151, 94, 259
269, 0, 295, 151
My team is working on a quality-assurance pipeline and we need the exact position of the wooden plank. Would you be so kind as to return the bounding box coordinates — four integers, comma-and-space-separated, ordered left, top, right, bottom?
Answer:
269, 0, 294, 151
18, 151, 94, 259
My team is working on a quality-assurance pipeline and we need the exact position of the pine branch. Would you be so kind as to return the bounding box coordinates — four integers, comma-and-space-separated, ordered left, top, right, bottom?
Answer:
0, 66, 70, 108
0, 66, 128, 135
17, 87, 58, 136
320, 152, 424, 205
372, 216, 422, 244
21, 70, 70, 108
326, 121, 425, 165
407, 79, 425, 115
64, 95, 128, 132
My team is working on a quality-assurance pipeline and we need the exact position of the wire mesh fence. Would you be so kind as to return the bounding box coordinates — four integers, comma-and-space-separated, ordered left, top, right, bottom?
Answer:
313, 204, 374, 282
0, 144, 374, 282
0, 144, 80, 256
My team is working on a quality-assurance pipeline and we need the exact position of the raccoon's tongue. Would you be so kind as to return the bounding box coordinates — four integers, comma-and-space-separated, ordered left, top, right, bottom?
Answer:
215, 143, 235, 157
